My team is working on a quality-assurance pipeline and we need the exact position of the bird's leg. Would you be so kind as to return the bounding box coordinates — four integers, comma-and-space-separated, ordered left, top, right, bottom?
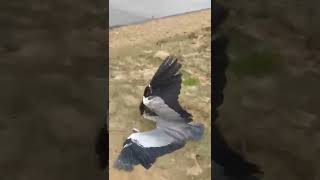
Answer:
132, 128, 140, 133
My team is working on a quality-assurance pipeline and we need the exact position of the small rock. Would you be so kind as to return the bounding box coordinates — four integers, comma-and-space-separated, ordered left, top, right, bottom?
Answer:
143, 50, 153, 54
113, 74, 126, 80
188, 32, 197, 39
153, 50, 170, 59
186, 162, 203, 176
187, 153, 203, 176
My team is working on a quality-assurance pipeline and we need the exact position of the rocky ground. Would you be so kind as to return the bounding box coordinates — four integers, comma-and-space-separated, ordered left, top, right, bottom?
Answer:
216, 1, 320, 180
109, 10, 211, 180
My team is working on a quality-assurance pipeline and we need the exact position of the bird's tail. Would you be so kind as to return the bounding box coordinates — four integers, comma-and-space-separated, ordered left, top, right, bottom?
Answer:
188, 122, 205, 141
113, 145, 137, 171
113, 139, 154, 171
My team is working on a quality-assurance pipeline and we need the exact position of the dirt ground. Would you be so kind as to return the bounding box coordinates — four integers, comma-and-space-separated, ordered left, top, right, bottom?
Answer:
0, 1, 107, 179
109, 10, 211, 180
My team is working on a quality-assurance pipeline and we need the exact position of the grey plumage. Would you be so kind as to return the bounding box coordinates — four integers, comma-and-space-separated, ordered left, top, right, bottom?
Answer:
115, 56, 204, 171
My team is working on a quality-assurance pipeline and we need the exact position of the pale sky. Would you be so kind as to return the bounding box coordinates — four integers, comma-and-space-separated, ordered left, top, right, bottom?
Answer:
110, 0, 211, 27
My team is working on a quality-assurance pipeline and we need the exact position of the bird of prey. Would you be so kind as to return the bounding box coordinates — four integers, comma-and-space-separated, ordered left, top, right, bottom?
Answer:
114, 56, 204, 171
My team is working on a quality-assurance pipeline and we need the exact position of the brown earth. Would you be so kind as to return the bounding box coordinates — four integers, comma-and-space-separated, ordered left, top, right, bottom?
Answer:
109, 10, 211, 180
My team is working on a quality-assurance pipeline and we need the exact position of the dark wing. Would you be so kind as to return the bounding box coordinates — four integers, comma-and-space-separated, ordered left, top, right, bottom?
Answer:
141, 56, 192, 122
114, 128, 185, 171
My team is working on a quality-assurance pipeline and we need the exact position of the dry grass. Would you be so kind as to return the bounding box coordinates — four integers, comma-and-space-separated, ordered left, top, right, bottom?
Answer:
109, 10, 211, 180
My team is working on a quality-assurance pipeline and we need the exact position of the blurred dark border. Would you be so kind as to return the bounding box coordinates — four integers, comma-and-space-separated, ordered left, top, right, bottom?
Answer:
0, 0, 108, 179
212, 2, 263, 179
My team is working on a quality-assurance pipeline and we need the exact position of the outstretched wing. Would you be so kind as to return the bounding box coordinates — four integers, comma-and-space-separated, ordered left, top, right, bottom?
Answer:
114, 128, 185, 171
114, 121, 204, 171
139, 56, 192, 123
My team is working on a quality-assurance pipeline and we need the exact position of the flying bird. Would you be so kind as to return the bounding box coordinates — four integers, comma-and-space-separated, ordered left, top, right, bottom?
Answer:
114, 56, 204, 171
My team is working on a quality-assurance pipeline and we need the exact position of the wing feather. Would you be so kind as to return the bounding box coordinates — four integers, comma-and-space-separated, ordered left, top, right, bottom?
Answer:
114, 128, 185, 171
140, 56, 192, 122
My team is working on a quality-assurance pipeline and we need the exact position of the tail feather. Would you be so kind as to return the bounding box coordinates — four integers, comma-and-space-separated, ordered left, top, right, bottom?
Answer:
114, 139, 154, 171
189, 122, 204, 141
113, 145, 140, 171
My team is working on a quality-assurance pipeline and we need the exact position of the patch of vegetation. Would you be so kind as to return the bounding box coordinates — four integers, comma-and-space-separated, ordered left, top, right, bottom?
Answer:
183, 77, 199, 86
181, 69, 200, 86
231, 48, 281, 78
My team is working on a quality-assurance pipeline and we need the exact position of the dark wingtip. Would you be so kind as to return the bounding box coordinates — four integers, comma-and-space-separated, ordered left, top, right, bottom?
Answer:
161, 56, 181, 72
151, 55, 182, 87
189, 122, 205, 141
164, 55, 178, 62
163, 56, 180, 67
114, 139, 153, 172
114, 158, 134, 172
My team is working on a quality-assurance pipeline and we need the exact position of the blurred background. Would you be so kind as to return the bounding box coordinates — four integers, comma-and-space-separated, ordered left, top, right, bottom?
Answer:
215, 1, 320, 180
0, 1, 107, 179
110, 0, 211, 27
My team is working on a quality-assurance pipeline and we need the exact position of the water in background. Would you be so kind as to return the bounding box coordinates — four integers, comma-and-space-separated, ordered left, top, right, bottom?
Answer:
110, 0, 211, 27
